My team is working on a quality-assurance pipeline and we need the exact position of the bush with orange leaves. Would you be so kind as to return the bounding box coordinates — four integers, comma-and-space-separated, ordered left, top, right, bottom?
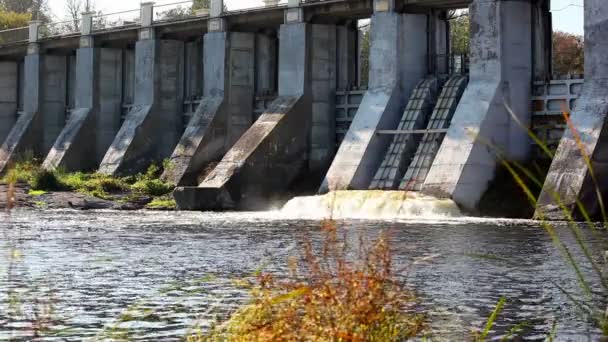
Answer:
196, 221, 426, 341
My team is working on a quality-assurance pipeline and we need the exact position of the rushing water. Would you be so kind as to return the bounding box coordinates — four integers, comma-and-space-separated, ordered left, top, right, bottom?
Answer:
0, 209, 606, 341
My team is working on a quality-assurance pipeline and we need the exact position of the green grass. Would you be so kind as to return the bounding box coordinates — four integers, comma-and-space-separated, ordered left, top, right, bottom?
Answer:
146, 197, 177, 210
2, 161, 176, 201
27, 190, 47, 196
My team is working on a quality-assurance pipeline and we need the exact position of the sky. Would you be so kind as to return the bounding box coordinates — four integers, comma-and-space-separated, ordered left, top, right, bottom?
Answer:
47, 0, 585, 35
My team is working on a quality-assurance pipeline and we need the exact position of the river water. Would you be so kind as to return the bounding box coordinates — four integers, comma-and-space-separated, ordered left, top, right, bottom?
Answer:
0, 209, 606, 341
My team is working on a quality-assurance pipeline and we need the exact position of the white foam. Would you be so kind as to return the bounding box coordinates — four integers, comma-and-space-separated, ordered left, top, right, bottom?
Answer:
280, 191, 463, 220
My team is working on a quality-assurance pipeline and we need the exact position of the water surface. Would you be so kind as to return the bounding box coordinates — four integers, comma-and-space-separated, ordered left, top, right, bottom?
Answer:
0, 209, 605, 341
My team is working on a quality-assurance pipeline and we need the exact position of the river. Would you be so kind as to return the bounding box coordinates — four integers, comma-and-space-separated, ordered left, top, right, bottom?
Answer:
0, 209, 606, 341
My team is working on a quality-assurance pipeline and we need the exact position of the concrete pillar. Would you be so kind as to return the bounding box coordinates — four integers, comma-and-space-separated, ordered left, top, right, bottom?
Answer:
0, 62, 19, 144
43, 45, 123, 172
0, 45, 69, 173
98, 33, 185, 175
43, 9, 124, 172
535, 0, 608, 220
309, 25, 337, 173
320, 10, 428, 192
422, 0, 533, 211
162, 29, 256, 186
174, 21, 314, 210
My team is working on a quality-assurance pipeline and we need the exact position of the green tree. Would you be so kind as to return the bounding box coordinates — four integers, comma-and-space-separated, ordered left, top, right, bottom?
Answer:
193, 0, 210, 10
0, 10, 31, 29
0, 0, 49, 21
450, 12, 469, 55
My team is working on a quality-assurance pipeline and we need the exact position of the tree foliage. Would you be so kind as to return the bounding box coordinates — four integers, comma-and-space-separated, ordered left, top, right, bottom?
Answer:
553, 30, 584, 76
450, 13, 469, 55
0, 10, 31, 30
0, 0, 48, 21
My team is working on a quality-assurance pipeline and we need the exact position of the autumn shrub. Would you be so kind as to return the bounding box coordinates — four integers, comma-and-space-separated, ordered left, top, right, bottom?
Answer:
195, 221, 425, 341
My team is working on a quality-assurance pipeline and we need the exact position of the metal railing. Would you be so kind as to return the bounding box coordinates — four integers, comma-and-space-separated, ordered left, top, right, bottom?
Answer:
0, 0, 341, 43
0, 26, 29, 46
224, 0, 287, 14
92, 9, 141, 32
39, 20, 81, 39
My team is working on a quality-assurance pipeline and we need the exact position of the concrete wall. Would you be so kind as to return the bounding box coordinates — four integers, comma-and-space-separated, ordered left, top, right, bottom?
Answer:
184, 40, 203, 102
320, 12, 428, 192
535, 0, 608, 219
255, 33, 277, 95
423, 0, 533, 211
0, 62, 18, 144
97, 49, 124, 162
41, 55, 68, 154
309, 25, 337, 173
227, 33, 256, 144
99, 39, 184, 175
336, 25, 357, 90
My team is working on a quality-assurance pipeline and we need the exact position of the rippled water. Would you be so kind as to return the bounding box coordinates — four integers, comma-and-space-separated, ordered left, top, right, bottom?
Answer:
0, 209, 606, 341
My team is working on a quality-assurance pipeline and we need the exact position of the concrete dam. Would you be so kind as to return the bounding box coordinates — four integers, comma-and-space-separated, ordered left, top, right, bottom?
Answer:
0, 0, 602, 219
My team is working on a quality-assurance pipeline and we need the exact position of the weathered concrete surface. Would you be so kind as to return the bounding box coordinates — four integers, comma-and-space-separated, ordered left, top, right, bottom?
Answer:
99, 39, 184, 176
43, 48, 123, 172
0, 62, 18, 145
309, 25, 337, 173
0, 54, 68, 173
162, 32, 255, 186
175, 23, 313, 210
422, 0, 533, 211
535, 0, 608, 220
336, 24, 357, 90
255, 33, 277, 96
320, 13, 428, 192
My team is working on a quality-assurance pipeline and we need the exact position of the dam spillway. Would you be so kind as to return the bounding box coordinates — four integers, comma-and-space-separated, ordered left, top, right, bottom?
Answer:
0, 0, 601, 219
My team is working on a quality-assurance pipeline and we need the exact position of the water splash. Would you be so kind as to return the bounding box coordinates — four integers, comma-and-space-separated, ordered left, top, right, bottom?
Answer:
281, 191, 462, 220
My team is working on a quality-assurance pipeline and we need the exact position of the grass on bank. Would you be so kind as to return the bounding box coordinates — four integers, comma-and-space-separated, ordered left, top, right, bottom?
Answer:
1, 159, 175, 201
190, 221, 426, 341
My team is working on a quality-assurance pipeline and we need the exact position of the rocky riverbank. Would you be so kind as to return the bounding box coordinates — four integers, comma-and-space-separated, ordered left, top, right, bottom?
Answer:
0, 183, 176, 211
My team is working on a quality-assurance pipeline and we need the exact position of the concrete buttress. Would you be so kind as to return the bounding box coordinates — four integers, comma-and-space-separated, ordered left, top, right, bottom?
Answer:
320, 12, 428, 192
43, 47, 123, 172
535, 0, 608, 220
174, 23, 326, 210
98, 39, 184, 176
422, 0, 533, 211
0, 51, 68, 173
162, 32, 256, 186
